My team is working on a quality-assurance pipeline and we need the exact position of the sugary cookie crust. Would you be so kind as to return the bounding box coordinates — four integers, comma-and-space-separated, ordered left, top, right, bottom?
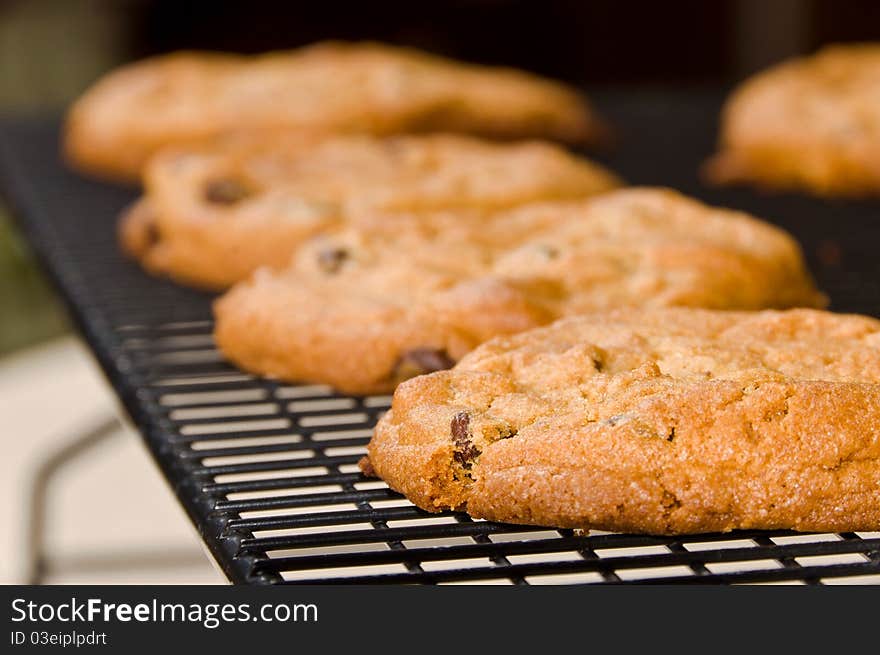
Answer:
213, 188, 825, 394
365, 307, 880, 534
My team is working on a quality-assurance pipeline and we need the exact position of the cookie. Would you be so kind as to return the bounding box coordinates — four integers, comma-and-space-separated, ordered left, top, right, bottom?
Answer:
65, 41, 604, 181
213, 188, 825, 395
120, 133, 620, 289
364, 307, 880, 534
705, 44, 880, 196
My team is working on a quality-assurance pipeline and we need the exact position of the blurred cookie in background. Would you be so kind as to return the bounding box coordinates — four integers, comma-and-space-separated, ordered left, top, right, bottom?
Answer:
120, 132, 620, 289
65, 41, 606, 182
705, 44, 880, 197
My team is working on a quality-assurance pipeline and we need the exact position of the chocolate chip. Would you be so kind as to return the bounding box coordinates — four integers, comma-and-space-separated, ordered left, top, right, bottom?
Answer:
144, 220, 160, 248
406, 348, 454, 373
317, 247, 350, 274
451, 411, 470, 442
451, 411, 480, 469
392, 348, 455, 382
537, 244, 560, 259
204, 178, 253, 205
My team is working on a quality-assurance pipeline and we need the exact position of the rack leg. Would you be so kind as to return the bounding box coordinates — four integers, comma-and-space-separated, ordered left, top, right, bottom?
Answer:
23, 416, 121, 585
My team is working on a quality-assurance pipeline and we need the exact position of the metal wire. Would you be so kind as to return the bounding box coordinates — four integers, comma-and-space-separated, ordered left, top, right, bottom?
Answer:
1, 92, 879, 584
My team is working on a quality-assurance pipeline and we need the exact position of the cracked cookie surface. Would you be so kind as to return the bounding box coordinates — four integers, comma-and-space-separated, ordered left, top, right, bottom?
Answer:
706, 44, 880, 196
65, 41, 604, 181
364, 307, 880, 533
214, 188, 824, 394
119, 132, 619, 289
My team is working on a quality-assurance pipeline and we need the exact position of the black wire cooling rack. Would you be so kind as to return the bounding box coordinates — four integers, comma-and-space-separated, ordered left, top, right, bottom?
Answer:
1, 89, 879, 584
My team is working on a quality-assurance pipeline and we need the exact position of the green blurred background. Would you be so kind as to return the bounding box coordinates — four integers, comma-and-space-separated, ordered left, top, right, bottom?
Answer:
0, 0, 128, 354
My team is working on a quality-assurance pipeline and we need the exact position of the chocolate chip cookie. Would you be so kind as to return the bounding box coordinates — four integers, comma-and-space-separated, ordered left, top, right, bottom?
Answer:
120, 133, 620, 289
213, 188, 825, 394
364, 307, 880, 534
705, 44, 880, 196
65, 41, 605, 181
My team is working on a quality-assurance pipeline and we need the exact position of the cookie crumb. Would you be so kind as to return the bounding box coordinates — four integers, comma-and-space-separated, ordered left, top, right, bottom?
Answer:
358, 456, 376, 478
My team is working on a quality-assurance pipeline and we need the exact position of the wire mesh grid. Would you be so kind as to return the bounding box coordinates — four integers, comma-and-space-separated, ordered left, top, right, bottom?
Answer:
116, 318, 880, 585
1, 90, 879, 584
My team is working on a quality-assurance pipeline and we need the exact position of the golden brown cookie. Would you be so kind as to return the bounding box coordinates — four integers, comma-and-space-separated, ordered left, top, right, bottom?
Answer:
706, 44, 880, 196
65, 41, 604, 181
120, 133, 620, 290
213, 188, 825, 395
365, 307, 880, 534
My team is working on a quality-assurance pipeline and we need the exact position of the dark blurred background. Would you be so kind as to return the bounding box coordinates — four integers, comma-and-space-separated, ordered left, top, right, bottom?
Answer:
1, 0, 879, 355
124, 0, 880, 83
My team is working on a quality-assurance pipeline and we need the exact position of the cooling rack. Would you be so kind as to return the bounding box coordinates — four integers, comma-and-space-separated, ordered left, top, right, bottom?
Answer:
1, 90, 878, 584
